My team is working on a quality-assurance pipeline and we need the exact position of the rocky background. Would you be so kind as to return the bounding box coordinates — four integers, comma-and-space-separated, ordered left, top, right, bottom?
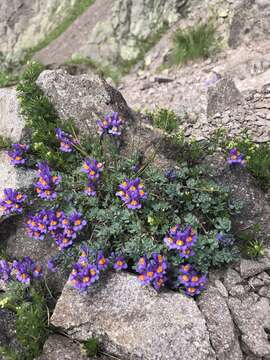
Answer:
0, 0, 270, 359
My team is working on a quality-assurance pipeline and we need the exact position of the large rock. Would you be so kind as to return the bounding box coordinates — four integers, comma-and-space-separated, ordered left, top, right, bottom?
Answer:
240, 257, 270, 279
198, 286, 243, 360
36, 69, 132, 137
0, 0, 79, 57
0, 88, 25, 142
51, 273, 215, 360
228, 295, 270, 358
36, 69, 170, 166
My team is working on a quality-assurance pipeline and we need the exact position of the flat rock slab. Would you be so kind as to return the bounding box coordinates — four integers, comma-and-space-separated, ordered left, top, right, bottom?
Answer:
240, 258, 270, 279
51, 273, 215, 360
198, 286, 243, 360
0, 88, 25, 142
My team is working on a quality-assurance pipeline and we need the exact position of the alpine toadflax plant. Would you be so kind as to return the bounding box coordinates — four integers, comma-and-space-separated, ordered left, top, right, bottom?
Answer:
227, 148, 245, 166
55, 128, 78, 153
178, 263, 207, 296
0, 257, 43, 285
34, 162, 62, 200
97, 112, 122, 137
7, 143, 29, 165
0, 188, 27, 215
26, 209, 87, 250
136, 253, 167, 291
116, 178, 147, 209
164, 225, 197, 259
82, 158, 104, 197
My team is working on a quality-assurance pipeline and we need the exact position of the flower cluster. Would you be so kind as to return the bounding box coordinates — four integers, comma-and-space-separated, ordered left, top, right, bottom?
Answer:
55, 128, 78, 152
0, 188, 27, 215
164, 225, 197, 259
7, 143, 29, 165
81, 158, 104, 197
26, 209, 87, 250
34, 162, 62, 200
178, 263, 207, 296
116, 178, 147, 210
69, 246, 128, 291
97, 112, 122, 137
136, 253, 167, 291
227, 148, 245, 166
0, 257, 43, 285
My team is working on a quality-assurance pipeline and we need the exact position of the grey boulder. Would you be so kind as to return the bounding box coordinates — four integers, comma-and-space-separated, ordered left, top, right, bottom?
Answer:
51, 272, 215, 360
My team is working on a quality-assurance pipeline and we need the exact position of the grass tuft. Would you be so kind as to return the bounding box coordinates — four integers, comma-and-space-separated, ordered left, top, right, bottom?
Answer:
172, 22, 218, 65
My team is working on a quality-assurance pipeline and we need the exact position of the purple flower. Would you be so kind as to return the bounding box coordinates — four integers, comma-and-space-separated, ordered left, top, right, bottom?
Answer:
69, 261, 99, 291
12, 257, 43, 284
47, 258, 58, 272
55, 128, 78, 153
32, 263, 43, 278
136, 256, 148, 273
97, 112, 122, 137
227, 148, 245, 166
97, 251, 109, 270
164, 168, 177, 182
216, 233, 235, 247
7, 144, 29, 165
81, 158, 104, 181
34, 162, 61, 201
85, 181, 97, 197
0, 188, 27, 215
136, 253, 167, 291
69, 211, 87, 232
178, 264, 207, 297
0, 260, 12, 282
163, 225, 197, 259
113, 257, 128, 271
116, 178, 147, 210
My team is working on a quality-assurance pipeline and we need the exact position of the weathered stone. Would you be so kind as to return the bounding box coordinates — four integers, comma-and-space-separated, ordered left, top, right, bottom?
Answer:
229, 285, 246, 299
223, 268, 243, 292
257, 272, 270, 285
228, 295, 270, 357
207, 78, 243, 118
198, 286, 243, 360
228, 0, 270, 48
240, 258, 270, 279
0, 88, 25, 142
37, 335, 103, 360
51, 273, 215, 360
36, 69, 132, 137
214, 279, 229, 298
